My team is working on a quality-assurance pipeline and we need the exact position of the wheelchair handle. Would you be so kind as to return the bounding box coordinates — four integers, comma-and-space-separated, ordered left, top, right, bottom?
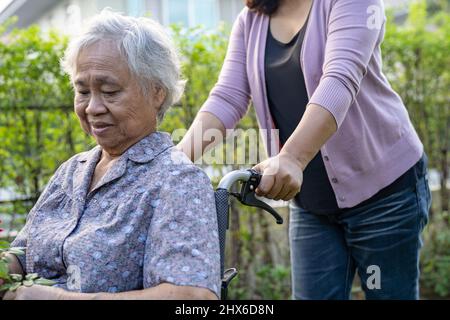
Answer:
217, 169, 252, 191
217, 169, 283, 224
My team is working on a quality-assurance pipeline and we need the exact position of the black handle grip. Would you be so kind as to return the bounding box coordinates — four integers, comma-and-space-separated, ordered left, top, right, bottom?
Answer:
237, 169, 283, 224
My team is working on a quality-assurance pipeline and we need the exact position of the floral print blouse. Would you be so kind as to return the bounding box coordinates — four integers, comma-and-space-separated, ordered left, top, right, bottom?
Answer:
11, 132, 221, 297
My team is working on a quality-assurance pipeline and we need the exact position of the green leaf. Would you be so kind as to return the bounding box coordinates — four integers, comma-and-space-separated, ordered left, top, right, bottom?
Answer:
34, 278, 56, 286
0, 283, 12, 291
9, 282, 21, 292
22, 280, 33, 287
0, 262, 9, 279
0, 241, 10, 249
25, 273, 39, 281
7, 248, 25, 256
9, 274, 23, 282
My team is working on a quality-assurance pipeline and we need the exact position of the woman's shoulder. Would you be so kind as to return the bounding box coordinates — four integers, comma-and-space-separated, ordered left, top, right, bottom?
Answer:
158, 146, 212, 183
236, 6, 263, 27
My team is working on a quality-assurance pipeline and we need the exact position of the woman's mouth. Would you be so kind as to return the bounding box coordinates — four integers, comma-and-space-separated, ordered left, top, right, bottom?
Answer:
90, 122, 114, 135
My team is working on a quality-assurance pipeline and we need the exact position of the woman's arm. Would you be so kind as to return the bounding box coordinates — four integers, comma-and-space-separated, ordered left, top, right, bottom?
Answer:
282, 104, 337, 169
198, 8, 251, 130
69, 283, 217, 300
178, 9, 252, 162
308, 0, 385, 129
254, 104, 337, 200
8, 162, 68, 270
177, 111, 226, 162
3, 283, 218, 300
4, 253, 24, 276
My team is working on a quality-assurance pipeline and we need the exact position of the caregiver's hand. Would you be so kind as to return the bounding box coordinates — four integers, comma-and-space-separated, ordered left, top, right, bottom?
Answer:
3, 284, 66, 300
252, 151, 304, 201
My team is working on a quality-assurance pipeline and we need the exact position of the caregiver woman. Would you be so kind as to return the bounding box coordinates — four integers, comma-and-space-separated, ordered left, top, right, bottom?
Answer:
178, 0, 432, 300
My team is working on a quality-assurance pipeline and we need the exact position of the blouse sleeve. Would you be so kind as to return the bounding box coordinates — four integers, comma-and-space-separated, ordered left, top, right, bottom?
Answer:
10, 162, 67, 272
143, 165, 221, 298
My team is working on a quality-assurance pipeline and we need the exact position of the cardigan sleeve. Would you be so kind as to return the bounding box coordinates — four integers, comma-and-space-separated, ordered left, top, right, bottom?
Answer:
309, 0, 386, 128
199, 8, 252, 129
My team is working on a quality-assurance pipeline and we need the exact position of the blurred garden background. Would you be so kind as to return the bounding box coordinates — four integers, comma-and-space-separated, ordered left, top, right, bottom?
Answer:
0, 0, 449, 299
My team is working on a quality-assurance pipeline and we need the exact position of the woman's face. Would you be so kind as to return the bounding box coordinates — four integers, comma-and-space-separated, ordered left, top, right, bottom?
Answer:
73, 40, 165, 156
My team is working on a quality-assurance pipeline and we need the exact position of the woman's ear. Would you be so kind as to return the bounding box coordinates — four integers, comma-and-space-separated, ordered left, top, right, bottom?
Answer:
152, 84, 167, 111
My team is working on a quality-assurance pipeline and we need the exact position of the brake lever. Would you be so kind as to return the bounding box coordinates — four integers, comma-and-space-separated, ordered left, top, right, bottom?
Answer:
232, 169, 283, 224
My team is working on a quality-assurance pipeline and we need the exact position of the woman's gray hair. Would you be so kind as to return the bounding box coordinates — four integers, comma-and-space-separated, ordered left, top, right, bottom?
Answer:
62, 9, 185, 122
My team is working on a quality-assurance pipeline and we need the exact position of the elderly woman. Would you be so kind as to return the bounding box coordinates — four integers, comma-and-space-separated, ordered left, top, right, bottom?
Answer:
1, 11, 220, 300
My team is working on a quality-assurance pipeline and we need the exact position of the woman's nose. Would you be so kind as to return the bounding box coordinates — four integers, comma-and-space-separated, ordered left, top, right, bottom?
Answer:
85, 94, 107, 115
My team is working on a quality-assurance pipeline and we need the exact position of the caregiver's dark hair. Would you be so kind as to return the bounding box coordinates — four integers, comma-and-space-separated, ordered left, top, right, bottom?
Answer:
245, 0, 280, 15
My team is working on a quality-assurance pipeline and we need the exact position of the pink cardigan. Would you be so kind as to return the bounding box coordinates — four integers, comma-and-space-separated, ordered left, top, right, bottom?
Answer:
199, 0, 423, 208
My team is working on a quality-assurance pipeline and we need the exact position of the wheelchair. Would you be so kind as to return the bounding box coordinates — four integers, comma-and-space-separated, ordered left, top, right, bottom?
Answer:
215, 169, 283, 299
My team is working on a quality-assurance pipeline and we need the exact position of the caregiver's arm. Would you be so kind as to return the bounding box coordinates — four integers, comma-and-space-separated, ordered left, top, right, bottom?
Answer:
281, 104, 337, 172
253, 104, 337, 200
177, 111, 226, 162
178, 9, 252, 162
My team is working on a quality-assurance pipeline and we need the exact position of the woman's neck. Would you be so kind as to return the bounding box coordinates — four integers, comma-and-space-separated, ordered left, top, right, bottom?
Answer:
270, 0, 312, 43
277, 0, 312, 15
100, 150, 121, 164
99, 127, 156, 161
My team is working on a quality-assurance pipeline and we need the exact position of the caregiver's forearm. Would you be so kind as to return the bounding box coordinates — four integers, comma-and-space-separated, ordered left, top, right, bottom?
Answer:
281, 103, 337, 170
178, 111, 226, 162
60, 283, 218, 300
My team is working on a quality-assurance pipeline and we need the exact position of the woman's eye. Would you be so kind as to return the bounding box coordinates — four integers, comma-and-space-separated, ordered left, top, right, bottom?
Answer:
103, 91, 119, 96
77, 91, 90, 96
